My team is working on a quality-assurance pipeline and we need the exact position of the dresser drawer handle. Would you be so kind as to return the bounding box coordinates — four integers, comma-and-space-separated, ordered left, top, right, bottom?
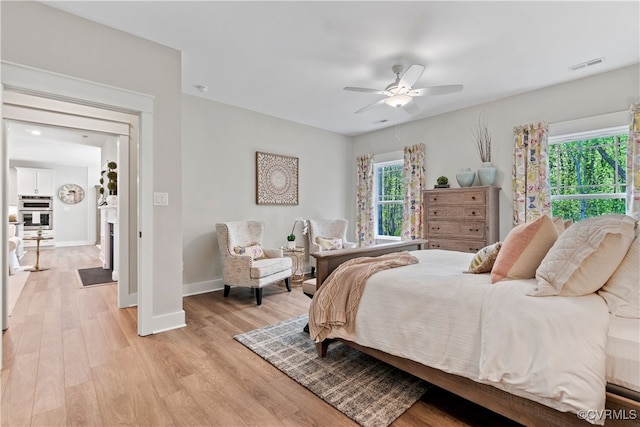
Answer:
469, 228, 479, 232
471, 196, 476, 200
471, 211, 476, 215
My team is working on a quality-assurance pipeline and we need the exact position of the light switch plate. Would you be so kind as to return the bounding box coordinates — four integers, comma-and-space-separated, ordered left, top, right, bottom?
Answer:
153, 192, 169, 206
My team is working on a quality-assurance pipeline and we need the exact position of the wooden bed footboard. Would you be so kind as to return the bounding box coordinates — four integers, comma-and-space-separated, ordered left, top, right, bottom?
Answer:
318, 339, 640, 427
311, 239, 427, 288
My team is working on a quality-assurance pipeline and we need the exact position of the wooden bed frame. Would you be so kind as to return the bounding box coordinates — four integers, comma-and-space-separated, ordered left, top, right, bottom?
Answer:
311, 242, 640, 427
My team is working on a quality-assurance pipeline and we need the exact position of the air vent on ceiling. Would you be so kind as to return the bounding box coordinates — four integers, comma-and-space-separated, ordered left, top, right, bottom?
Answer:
569, 57, 605, 71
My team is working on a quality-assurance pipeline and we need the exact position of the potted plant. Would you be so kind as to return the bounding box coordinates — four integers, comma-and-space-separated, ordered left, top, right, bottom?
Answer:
287, 217, 307, 249
103, 161, 118, 205
435, 176, 450, 188
472, 114, 497, 186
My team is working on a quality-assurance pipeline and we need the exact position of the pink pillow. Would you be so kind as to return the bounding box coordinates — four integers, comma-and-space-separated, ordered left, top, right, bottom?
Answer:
491, 215, 559, 283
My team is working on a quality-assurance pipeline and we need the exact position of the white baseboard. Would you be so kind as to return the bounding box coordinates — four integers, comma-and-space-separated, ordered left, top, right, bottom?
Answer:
182, 278, 224, 297
55, 240, 95, 247
152, 310, 186, 334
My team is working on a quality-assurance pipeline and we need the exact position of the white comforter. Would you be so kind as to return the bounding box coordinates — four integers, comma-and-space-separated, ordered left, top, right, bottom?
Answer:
336, 250, 610, 424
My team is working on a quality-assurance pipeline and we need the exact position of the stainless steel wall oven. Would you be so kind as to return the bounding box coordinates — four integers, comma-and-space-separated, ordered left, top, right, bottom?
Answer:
18, 195, 53, 230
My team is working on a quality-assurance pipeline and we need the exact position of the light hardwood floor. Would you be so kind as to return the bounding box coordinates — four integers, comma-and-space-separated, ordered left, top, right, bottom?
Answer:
2, 246, 519, 426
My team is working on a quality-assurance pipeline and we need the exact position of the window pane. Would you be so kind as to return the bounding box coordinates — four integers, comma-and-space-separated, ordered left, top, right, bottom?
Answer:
549, 132, 627, 221
376, 164, 403, 202
551, 198, 626, 222
377, 203, 403, 237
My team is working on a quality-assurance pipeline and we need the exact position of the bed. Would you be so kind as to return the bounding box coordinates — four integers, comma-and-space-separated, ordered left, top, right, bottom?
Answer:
308, 216, 640, 426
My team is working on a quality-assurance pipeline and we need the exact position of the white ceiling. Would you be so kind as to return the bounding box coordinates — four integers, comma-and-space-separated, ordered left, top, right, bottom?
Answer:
31, 1, 640, 137
7, 121, 107, 168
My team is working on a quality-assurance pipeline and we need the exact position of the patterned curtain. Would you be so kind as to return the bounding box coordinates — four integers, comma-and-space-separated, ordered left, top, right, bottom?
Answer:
512, 122, 550, 225
355, 154, 375, 246
628, 103, 640, 219
401, 143, 426, 240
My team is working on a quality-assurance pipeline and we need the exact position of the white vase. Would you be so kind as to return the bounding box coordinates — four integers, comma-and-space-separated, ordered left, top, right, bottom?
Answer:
456, 168, 475, 187
287, 240, 296, 249
106, 195, 118, 206
478, 162, 497, 186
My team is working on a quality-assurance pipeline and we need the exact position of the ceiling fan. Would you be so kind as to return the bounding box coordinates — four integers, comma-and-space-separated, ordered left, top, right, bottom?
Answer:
344, 64, 463, 114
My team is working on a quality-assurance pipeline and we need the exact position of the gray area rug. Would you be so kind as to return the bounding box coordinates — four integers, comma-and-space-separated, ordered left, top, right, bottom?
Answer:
77, 267, 115, 286
234, 314, 431, 427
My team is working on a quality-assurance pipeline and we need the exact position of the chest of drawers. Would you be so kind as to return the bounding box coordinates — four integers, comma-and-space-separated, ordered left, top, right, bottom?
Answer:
423, 186, 500, 253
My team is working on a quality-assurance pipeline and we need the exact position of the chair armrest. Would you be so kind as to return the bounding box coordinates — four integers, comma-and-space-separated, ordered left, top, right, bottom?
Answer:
309, 242, 321, 254
343, 241, 356, 249
263, 248, 283, 258
224, 254, 253, 268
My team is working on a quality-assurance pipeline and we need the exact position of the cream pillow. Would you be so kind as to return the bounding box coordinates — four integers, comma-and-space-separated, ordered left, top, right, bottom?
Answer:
465, 242, 502, 274
491, 215, 559, 283
598, 234, 639, 318
317, 236, 343, 251
531, 214, 636, 297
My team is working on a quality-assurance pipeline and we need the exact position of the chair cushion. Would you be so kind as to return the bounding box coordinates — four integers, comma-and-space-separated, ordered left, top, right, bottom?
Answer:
250, 257, 292, 279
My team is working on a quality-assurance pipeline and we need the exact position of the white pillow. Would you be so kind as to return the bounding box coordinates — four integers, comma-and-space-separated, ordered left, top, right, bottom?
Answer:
531, 214, 636, 297
316, 236, 343, 251
598, 235, 639, 318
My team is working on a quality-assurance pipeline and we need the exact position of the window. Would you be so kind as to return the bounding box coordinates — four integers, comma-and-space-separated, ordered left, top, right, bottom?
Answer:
374, 160, 403, 238
549, 126, 627, 222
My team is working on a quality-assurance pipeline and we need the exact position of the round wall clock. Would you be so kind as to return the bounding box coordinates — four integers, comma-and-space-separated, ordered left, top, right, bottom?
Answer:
58, 183, 85, 204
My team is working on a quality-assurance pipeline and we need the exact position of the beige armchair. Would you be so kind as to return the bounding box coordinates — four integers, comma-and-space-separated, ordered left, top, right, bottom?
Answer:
216, 221, 292, 305
307, 219, 356, 276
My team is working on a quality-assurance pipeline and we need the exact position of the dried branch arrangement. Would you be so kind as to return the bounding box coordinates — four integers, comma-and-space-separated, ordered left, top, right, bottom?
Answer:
472, 114, 492, 163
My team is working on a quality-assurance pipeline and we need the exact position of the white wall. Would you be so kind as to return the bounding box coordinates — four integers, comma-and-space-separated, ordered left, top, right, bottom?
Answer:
2, 1, 183, 329
181, 95, 352, 292
352, 65, 640, 240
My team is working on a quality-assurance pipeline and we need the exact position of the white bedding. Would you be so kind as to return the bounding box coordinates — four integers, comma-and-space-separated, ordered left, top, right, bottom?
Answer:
329, 249, 612, 424
606, 315, 640, 392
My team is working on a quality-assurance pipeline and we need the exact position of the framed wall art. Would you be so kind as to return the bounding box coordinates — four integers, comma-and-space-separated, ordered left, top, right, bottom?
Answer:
256, 151, 299, 205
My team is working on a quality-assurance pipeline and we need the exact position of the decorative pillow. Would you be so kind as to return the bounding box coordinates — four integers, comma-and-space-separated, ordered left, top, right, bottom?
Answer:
316, 236, 343, 251
233, 243, 264, 259
530, 214, 636, 297
491, 215, 559, 283
598, 235, 639, 318
552, 216, 566, 234
465, 242, 502, 274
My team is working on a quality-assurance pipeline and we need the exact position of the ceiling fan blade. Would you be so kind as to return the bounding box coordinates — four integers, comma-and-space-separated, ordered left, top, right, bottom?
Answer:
402, 100, 419, 115
344, 86, 386, 95
355, 98, 387, 114
408, 84, 464, 97
399, 64, 425, 87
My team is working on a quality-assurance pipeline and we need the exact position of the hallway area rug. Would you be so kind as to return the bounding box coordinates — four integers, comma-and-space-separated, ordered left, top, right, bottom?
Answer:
77, 267, 115, 287
234, 314, 430, 427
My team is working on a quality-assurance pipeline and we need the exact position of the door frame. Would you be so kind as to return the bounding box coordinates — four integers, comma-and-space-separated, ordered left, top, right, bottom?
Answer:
1, 61, 155, 346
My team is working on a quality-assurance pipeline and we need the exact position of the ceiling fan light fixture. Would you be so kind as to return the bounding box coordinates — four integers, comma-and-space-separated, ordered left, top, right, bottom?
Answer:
384, 94, 412, 107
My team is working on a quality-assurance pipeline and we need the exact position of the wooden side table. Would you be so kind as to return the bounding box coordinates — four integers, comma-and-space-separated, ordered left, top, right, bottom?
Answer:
23, 236, 54, 272
281, 246, 305, 282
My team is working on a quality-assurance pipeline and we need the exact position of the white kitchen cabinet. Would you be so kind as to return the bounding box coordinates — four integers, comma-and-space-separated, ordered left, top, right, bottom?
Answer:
16, 168, 55, 196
